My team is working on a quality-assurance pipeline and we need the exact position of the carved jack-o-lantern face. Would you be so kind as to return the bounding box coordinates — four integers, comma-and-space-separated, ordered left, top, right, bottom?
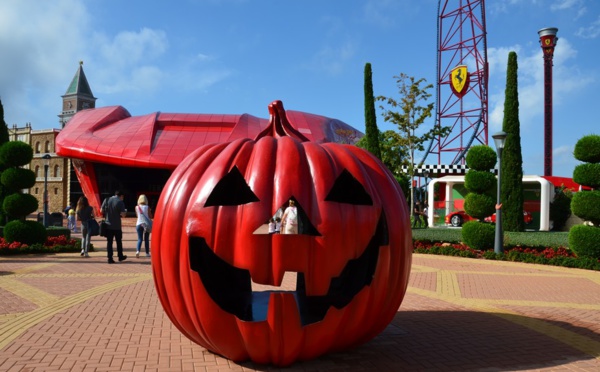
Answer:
152, 101, 412, 366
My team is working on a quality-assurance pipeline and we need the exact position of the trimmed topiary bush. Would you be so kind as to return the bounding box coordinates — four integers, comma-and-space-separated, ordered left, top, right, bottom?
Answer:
569, 134, 600, 260
570, 191, 600, 226
3, 220, 47, 245
0, 141, 33, 167
464, 193, 496, 220
466, 145, 497, 171
464, 170, 496, 193
462, 221, 495, 250
3, 193, 38, 218
568, 225, 600, 259
572, 163, 600, 188
1, 168, 36, 191
573, 134, 600, 163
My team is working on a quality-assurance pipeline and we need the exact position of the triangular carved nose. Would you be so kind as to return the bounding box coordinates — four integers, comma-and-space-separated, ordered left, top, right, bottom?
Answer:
254, 197, 320, 236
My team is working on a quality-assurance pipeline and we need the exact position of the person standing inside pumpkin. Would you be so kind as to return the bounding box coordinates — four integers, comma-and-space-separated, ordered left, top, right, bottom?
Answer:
281, 199, 298, 234
76, 196, 94, 257
135, 194, 153, 258
101, 190, 127, 264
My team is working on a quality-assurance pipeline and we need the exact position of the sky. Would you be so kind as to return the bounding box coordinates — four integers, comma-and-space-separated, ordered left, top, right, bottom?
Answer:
0, 0, 598, 178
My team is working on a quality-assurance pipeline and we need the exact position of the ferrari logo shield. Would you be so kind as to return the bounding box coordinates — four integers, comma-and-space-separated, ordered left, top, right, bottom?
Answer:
450, 65, 469, 98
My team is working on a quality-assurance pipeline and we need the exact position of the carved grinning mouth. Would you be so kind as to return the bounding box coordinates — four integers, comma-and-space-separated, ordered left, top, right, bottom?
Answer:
189, 212, 388, 325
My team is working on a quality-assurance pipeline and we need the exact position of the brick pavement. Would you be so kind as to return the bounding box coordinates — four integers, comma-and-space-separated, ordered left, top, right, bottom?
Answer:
0, 220, 599, 371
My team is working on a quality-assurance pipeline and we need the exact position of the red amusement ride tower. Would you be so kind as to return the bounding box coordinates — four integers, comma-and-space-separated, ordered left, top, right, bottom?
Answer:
427, 0, 489, 166
538, 27, 558, 177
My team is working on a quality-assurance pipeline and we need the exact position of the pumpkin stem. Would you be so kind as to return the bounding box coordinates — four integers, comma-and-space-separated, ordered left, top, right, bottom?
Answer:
254, 100, 310, 142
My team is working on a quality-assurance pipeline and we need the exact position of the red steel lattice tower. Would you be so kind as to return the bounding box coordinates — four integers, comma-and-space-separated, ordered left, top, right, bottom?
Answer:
429, 0, 488, 165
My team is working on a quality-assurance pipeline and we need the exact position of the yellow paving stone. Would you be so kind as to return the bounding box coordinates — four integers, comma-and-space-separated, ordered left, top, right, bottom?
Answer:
0, 273, 151, 350
0, 277, 59, 306
11, 262, 57, 274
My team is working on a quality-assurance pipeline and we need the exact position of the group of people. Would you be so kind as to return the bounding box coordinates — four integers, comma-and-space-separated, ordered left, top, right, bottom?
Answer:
412, 200, 429, 229
73, 190, 153, 264
267, 199, 299, 235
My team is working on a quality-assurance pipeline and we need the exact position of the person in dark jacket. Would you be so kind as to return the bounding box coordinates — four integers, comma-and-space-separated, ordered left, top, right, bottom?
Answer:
101, 190, 127, 264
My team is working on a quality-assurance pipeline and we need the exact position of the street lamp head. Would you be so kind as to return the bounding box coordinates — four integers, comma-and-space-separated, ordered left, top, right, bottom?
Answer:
492, 131, 507, 154
42, 153, 51, 166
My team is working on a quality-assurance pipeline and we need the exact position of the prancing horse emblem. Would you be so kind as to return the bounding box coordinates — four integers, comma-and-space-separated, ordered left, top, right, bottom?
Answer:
450, 65, 469, 98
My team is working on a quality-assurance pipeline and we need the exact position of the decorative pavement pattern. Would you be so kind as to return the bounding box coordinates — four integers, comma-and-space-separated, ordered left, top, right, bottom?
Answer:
0, 220, 599, 371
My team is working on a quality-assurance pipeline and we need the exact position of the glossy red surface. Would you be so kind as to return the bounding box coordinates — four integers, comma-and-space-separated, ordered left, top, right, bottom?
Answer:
445, 210, 533, 226
56, 104, 360, 212
151, 101, 412, 366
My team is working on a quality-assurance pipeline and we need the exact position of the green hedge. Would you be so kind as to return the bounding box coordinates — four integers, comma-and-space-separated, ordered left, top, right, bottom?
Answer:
1, 168, 36, 191
412, 229, 570, 249
573, 134, 600, 163
461, 221, 495, 250
464, 170, 495, 193
466, 145, 497, 170
570, 191, 600, 226
572, 163, 600, 188
568, 225, 600, 259
0, 141, 33, 167
464, 192, 495, 220
3, 193, 39, 218
3, 220, 47, 245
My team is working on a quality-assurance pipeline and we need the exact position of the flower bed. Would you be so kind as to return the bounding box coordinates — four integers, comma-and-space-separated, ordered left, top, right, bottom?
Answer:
414, 240, 600, 271
0, 235, 80, 255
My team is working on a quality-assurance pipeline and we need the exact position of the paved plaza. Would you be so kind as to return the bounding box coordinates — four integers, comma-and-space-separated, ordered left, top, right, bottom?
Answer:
0, 220, 599, 371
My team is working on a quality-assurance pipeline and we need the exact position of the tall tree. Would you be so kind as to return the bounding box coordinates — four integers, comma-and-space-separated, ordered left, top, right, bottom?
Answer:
0, 100, 10, 224
0, 100, 9, 144
501, 51, 525, 232
364, 63, 381, 159
377, 73, 449, 215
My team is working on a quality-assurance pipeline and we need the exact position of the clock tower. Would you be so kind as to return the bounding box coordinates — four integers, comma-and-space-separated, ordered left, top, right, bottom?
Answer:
58, 61, 97, 128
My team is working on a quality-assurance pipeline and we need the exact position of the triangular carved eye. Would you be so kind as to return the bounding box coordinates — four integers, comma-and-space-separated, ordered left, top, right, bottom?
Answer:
325, 169, 373, 205
205, 166, 259, 207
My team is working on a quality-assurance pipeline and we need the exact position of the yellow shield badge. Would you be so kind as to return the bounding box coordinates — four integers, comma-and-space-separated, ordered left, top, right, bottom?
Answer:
450, 65, 469, 98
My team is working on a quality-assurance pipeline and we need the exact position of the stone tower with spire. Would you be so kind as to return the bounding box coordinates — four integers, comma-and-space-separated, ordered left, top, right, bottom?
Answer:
58, 61, 97, 128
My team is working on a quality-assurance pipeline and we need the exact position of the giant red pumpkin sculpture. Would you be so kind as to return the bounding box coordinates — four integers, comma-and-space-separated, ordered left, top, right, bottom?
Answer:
152, 100, 412, 366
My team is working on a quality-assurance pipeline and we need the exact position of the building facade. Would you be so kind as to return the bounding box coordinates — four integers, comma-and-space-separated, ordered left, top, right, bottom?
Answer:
8, 125, 69, 214
7, 61, 94, 215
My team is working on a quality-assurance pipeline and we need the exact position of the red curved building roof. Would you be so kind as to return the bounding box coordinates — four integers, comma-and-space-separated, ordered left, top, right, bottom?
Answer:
56, 105, 361, 169
55, 103, 362, 212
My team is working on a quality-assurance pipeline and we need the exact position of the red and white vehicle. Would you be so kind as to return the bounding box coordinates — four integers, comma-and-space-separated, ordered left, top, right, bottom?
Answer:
445, 210, 533, 227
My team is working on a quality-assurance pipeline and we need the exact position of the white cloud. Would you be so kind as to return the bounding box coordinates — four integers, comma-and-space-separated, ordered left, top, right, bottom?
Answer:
550, 0, 584, 11
576, 14, 600, 38
0, 0, 90, 126
487, 38, 592, 134
94, 28, 168, 68
309, 41, 357, 76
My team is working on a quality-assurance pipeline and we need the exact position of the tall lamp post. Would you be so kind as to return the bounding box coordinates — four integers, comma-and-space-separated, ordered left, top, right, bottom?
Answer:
492, 131, 507, 254
42, 154, 51, 228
